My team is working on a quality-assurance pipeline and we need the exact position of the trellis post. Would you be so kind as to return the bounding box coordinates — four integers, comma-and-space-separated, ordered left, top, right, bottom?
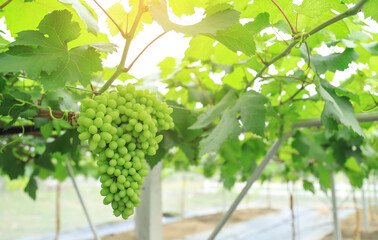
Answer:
66, 159, 100, 240
330, 171, 342, 240
135, 161, 163, 240
361, 182, 370, 233
208, 132, 291, 240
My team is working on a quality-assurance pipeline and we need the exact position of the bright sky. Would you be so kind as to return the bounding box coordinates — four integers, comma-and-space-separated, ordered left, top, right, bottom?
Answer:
86, 0, 201, 79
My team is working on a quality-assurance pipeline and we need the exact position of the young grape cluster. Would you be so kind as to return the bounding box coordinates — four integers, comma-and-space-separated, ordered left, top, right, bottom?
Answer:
77, 84, 174, 219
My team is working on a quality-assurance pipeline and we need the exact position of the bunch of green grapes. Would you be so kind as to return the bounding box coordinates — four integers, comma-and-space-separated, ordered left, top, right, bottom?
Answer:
76, 84, 174, 219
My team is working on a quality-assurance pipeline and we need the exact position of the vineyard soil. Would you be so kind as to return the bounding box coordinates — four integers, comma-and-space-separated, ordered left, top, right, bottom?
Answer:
102, 208, 275, 240
322, 211, 378, 240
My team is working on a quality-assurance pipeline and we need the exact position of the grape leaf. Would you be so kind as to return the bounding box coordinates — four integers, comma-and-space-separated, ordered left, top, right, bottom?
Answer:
206, 24, 256, 56
58, 0, 99, 35
0, 0, 109, 47
86, 42, 118, 54
244, 12, 270, 34
52, 153, 69, 181
189, 89, 238, 129
0, 10, 102, 89
150, 0, 240, 36
296, 0, 346, 18
317, 162, 331, 188
317, 78, 364, 136
35, 129, 80, 170
106, 1, 152, 37
231, 91, 267, 136
303, 180, 315, 194
361, 42, 378, 54
199, 108, 240, 156
345, 157, 362, 172
184, 35, 215, 61
305, 48, 359, 74
24, 170, 39, 200
363, 0, 378, 22
158, 57, 176, 78
0, 93, 36, 129
168, 0, 205, 16
0, 148, 25, 179
40, 122, 53, 139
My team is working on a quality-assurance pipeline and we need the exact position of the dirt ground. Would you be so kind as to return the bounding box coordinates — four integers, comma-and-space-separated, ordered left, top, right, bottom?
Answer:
103, 208, 275, 240
322, 210, 378, 240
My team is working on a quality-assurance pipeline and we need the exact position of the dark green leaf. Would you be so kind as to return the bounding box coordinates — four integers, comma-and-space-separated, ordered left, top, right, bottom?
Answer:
40, 122, 53, 139
35, 129, 79, 170
0, 10, 102, 89
303, 180, 315, 194
318, 78, 364, 136
317, 162, 331, 188
24, 170, 39, 200
0, 148, 25, 179
189, 89, 238, 129
199, 108, 240, 156
232, 91, 267, 136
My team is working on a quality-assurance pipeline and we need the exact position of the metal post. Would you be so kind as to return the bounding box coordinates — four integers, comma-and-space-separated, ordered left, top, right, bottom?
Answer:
136, 161, 163, 240
66, 159, 100, 240
207, 132, 290, 240
361, 183, 370, 233
330, 172, 342, 240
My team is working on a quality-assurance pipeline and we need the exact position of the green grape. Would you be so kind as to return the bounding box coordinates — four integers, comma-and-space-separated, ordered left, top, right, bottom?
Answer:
118, 175, 126, 183
114, 209, 121, 217
126, 188, 134, 197
100, 188, 109, 196
92, 133, 101, 142
88, 125, 98, 134
128, 168, 136, 175
117, 184, 125, 192
77, 83, 174, 220
109, 141, 117, 150
100, 174, 110, 183
117, 158, 126, 166
99, 165, 108, 174
110, 183, 118, 193
109, 159, 117, 167
114, 169, 121, 177
79, 132, 91, 141
107, 166, 115, 175
103, 194, 113, 205
86, 109, 96, 119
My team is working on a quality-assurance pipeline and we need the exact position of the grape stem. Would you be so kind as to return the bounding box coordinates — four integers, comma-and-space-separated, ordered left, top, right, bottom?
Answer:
98, 0, 146, 94
123, 31, 167, 72
94, 0, 127, 39
271, 0, 296, 34
0, 0, 12, 9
